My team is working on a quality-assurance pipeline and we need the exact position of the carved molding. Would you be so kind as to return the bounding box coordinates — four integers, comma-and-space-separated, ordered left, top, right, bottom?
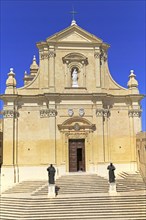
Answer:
40, 54, 49, 60
58, 123, 96, 131
62, 53, 88, 65
3, 110, 19, 118
40, 109, 57, 118
48, 51, 56, 58
94, 52, 100, 58
96, 109, 110, 117
103, 109, 110, 117
58, 116, 96, 132
128, 109, 142, 117
40, 51, 56, 60
96, 109, 103, 117
100, 50, 107, 62
65, 131, 89, 143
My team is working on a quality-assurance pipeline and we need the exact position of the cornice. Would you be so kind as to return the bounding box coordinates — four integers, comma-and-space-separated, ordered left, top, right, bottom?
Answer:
1, 93, 145, 104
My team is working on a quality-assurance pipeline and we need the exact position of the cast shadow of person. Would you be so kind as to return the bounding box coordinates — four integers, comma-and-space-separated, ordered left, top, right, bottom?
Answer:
55, 185, 60, 196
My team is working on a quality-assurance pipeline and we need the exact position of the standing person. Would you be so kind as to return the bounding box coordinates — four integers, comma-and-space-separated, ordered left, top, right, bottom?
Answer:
47, 164, 56, 184
107, 162, 116, 183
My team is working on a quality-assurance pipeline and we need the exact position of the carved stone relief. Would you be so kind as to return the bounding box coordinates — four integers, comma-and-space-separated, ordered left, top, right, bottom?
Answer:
3, 110, 19, 118
40, 109, 57, 118
96, 108, 110, 117
128, 109, 142, 117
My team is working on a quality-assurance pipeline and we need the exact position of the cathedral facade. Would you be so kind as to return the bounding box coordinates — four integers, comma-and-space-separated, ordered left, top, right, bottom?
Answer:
1, 21, 144, 190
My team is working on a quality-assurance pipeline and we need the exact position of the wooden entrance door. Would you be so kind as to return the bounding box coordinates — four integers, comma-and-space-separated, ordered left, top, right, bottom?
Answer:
69, 139, 85, 172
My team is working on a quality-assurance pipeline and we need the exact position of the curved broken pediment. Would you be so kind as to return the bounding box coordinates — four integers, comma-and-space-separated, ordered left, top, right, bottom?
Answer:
62, 53, 88, 65
58, 116, 96, 131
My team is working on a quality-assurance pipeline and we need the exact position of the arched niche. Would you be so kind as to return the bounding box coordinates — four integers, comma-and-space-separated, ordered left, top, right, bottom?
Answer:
62, 53, 88, 88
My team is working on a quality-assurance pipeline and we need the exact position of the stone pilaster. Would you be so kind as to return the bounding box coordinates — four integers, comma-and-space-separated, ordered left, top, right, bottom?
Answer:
95, 108, 104, 162
49, 48, 56, 91
65, 61, 69, 87
2, 104, 19, 184
100, 49, 108, 89
39, 48, 49, 89
94, 48, 101, 88
103, 109, 110, 162
96, 108, 110, 162
128, 109, 142, 134
128, 109, 142, 162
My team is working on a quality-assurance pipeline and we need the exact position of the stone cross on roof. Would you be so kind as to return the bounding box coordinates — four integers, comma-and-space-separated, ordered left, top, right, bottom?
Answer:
70, 8, 77, 26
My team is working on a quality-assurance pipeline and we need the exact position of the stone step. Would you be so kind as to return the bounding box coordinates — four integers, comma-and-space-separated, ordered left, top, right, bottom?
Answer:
1, 172, 145, 220
3, 172, 146, 196
1, 195, 146, 220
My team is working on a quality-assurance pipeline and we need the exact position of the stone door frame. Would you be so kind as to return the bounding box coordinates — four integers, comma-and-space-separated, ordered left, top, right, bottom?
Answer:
69, 138, 85, 172
65, 131, 89, 172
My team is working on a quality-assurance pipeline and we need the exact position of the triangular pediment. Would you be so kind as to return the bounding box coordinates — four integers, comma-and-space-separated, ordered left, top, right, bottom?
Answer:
59, 31, 92, 42
46, 24, 103, 44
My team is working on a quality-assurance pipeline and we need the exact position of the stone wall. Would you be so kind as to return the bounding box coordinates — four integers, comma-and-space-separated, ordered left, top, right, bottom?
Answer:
0, 119, 3, 165
136, 132, 146, 182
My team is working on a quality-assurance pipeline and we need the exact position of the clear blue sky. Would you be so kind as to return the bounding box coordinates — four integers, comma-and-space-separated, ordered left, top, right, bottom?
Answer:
0, 0, 146, 130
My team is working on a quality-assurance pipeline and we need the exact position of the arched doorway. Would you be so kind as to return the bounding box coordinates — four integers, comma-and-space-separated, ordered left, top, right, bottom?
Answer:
58, 116, 96, 172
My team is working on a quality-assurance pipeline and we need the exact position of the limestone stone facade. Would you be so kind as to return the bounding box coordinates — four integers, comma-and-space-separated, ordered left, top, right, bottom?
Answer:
0, 21, 144, 191
0, 118, 3, 165
136, 132, 146, 183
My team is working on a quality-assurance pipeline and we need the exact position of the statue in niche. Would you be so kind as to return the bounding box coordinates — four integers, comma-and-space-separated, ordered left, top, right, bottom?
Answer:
72, 68, 78, 87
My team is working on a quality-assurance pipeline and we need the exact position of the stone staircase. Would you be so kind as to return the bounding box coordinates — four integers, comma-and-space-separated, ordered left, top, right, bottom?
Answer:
1, 172, 146, 219
1, 195, 146, 219
33, 174, 109, 196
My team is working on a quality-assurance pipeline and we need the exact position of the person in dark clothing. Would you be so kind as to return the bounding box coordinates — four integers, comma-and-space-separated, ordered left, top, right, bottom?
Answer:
47, 164, 56, 184
107, 163, 116, 183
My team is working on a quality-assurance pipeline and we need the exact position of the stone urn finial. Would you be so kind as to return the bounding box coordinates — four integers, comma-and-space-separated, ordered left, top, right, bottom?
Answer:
30, 55, 39, 75
5, 68, 17, 94
127, 70, 139, 94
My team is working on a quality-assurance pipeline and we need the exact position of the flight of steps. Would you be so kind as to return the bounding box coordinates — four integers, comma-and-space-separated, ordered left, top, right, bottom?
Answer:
116, 171, 146, 192
1, 172, 146, 219
1, 195, 146, 219
33, 174, 109, 196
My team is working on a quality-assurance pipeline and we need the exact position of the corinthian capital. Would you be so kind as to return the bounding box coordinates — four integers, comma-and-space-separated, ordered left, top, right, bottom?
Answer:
3, 110, 19, 118
40, 109, 57, 117
40, 53, 49, 60
48, 51, 56, 58
128, 109, 142, 117
96, 108, 110, 117
94, 52, 100, 58
100, 50, 107, 62
96, 109, 104, 117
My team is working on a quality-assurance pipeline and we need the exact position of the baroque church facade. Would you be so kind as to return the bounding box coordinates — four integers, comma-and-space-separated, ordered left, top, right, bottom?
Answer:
1, 20, 144, 190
